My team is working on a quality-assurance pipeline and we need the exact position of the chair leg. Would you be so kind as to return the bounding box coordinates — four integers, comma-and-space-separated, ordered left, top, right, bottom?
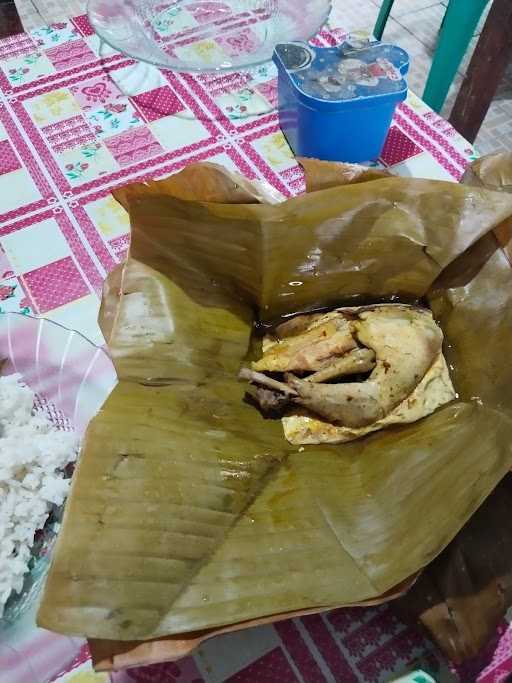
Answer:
422, 0, 490, 113
449, 0, 512, 142
373, 0, 395, 40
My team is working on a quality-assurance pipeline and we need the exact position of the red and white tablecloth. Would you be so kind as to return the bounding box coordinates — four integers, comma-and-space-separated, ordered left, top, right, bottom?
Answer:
0, 11, 510, 683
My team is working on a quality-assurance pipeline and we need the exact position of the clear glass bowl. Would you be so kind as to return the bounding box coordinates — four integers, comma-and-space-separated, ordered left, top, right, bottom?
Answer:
88, 0, 332, 72
0, 313, 117, 683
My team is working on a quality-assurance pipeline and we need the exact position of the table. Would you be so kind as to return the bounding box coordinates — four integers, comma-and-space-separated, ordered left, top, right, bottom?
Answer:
0, 10, 509, 683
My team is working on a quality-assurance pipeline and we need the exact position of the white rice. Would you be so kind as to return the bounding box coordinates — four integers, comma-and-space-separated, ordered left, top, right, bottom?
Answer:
0, 373, 78, 616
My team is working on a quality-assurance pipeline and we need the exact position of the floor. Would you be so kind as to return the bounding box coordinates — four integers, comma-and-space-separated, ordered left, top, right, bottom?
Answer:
12, 0, 512, 155
329, 0, 512, 155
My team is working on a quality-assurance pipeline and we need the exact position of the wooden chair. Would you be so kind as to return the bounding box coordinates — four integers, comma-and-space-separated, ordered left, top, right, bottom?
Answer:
0, 0, 23, 37
449, 0, 512, 142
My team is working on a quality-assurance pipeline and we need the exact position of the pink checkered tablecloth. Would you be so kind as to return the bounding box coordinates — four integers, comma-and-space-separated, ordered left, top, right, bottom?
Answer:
0, 11, 510, 683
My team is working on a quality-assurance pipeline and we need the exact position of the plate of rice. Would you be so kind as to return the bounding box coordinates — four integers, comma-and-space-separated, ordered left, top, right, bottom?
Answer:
0, 312, 117, 629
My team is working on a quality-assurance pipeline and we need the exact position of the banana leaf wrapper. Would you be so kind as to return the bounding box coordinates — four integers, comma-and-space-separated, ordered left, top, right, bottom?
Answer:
393, 153, 512, 664
89, 578, 412, 671
38, 157, 512, 649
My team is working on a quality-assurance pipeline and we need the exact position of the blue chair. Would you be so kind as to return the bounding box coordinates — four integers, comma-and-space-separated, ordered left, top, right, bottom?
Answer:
374, 0, 490, 112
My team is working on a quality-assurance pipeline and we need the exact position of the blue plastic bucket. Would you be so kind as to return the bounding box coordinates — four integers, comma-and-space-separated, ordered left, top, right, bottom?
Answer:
273, 40, 409, 163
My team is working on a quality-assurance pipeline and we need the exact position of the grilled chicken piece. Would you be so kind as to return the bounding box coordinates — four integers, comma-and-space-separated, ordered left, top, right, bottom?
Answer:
355, 305, 443, 415
239, 368, 295, 418
305, 348, 375, 383
253, 314, 356, 373
285, 306, 443, 428
238, 368, 298, 395
287, 374, 383, 427
251, 387, 291, 418
273, 313, 325, 339
283, 353, 456, 445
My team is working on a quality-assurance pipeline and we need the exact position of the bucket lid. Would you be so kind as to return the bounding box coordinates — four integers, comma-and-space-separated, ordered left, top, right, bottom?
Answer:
273, 40, 409, 110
